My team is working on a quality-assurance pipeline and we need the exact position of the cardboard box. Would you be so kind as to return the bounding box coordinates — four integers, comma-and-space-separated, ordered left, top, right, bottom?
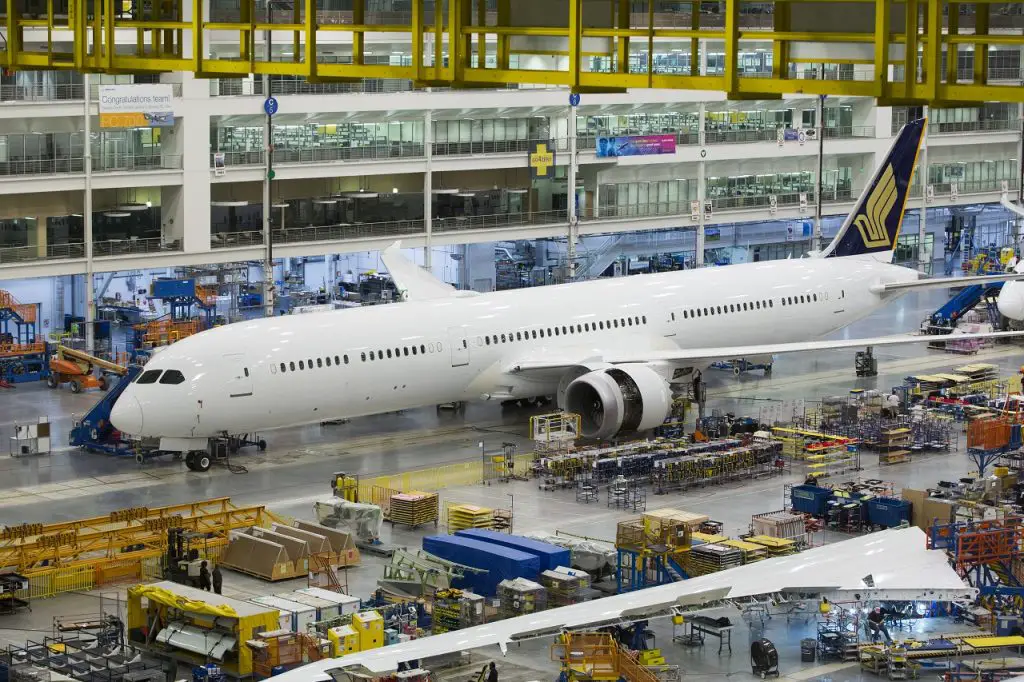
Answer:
901, 488, 955, 531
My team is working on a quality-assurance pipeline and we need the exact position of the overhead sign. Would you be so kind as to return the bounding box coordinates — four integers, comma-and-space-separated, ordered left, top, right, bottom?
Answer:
596, 134, 676, 158
528, 141, 556, 179
98, 84, 174, 128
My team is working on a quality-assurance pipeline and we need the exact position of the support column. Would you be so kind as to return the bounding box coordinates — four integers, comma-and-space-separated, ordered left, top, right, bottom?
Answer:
1017, 103, 1024, 252
424, 109, 433, 271
814, 94, 825, 252
567, 104, 578, 280
84, 73, 94, 353
261, 20, 274, 319
696, 102, 706, 267
919, 105, 929, 273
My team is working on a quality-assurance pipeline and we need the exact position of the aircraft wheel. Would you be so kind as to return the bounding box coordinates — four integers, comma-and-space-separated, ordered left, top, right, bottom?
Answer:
70, 379, 82, 393
185, 452, 196, 470
194, 453, 212, 472
258, 439, 267, 451
99, 376, 109, 391
46, 375, 58, 389
764, 364, 773, 376
733, 366, 742, 376
135, 453, 144, 465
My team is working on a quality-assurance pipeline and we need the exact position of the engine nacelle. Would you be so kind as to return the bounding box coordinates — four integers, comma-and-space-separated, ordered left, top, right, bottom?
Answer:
563, 364, 672, 440
998, 262, 1024, 321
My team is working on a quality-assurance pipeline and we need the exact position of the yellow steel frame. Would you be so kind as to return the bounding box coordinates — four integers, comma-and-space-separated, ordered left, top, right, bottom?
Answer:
0, 497, 280, 574
2, 0, 1024, 104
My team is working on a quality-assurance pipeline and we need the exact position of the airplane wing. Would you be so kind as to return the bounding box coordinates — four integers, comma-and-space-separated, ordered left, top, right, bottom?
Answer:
272, 527, 972, 681
380, 241, 461, 301
508, 330, 1024, 373
873, 272, 1024, 295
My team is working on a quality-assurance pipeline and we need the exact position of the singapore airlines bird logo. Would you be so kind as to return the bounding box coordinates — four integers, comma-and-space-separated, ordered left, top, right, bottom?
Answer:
854, 164, 898, 248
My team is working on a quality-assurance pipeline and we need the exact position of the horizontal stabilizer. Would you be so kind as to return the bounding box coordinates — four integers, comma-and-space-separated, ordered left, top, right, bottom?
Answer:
873, 272, 1024, 295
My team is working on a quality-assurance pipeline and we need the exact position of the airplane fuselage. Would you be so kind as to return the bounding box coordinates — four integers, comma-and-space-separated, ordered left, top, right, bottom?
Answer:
109, 257, 917, 442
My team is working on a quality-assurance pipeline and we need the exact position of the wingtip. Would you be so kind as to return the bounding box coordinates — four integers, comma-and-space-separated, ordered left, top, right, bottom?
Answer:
383, 240, 402, 254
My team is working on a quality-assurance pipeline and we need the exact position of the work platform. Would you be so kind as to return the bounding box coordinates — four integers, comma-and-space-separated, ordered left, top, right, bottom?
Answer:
2, 0, 1024, 105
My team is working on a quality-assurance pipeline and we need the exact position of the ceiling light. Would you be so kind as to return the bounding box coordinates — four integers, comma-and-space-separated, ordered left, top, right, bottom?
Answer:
344, 192, 378, 199
392, 187, 399, 194
273, 202, 289, 209
456, 192, 476, 197
432, 188, 459, 194
505, 188, 529, 194
103, 211, 131, 218
118, 203, 149, 211
210, 200, 249, 207
313, 198, 339, 205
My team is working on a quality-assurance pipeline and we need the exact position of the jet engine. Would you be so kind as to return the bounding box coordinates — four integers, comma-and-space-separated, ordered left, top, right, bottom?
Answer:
562, 364, 672, 440
998, 262, 1024, 321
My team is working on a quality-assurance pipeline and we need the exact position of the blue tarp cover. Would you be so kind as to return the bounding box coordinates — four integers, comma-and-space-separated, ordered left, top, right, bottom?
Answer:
454, 529, 571, 572
422, 535, 540, 596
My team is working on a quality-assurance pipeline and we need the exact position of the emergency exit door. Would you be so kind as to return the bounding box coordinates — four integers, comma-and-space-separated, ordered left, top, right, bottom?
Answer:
447, 327, 469, 367
224, 353, 253, 398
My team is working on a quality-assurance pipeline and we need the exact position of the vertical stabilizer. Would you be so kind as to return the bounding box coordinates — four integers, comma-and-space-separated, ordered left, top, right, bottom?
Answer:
821, 118, 926, 261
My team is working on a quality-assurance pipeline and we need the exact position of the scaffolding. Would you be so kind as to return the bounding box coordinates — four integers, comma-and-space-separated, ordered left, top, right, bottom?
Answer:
928, 517, 1024, 596
614, 516, 689, 593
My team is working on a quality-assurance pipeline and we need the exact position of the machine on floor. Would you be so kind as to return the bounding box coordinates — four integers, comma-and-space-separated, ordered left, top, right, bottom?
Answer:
750, 638, 779, 679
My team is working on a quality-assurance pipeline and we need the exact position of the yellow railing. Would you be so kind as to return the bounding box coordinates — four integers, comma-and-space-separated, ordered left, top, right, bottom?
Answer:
356, 453, 534, 502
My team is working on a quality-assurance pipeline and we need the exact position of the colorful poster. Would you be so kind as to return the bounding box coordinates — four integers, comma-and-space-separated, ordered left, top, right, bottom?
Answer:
528, 140, 556, 179
98, 84, 174, 128
595, 134, 676, 158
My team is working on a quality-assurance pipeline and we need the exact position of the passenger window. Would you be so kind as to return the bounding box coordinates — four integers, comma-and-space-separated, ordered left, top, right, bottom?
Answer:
642, 315, 647, 324
429, 343, 435, 353
136, 369, 162, 384
501, 333, 507, 343
344, 355, 349, 364
361, 352, 366, 362
755, 301, 760, 309
369, 352, 375, 361
769, 300, 773, 308
420, 344, 426, 354
562, 326, 568, 335
317, 358, 323, 367
492, 335, 498, 344
244, 368, 249, 377
412, 346, 418, 355
336, 355, 341, 365
813, 293, 818, 302
280, 362, 286, 373
290, 361, 296, 371
395, 348, 400, 357
160, 370, 186, 385
516, 332, 522, 341
485, 336, 491, 345
299, 360, 305, 370
326, 357, 332, 367
387, 349, 392, 358
438, 343, 443, 351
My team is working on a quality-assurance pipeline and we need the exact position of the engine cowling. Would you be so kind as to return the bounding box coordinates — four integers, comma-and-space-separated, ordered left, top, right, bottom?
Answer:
998, 262, 1024, 321
563, 364, 672, 440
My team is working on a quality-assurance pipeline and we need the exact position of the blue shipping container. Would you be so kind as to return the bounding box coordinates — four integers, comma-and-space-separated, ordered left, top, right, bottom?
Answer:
454, 529, 571, 572
151, 278, 196, 299
790, 485, 833, 517
423, 535, 540, 596
865, 497, 912, 528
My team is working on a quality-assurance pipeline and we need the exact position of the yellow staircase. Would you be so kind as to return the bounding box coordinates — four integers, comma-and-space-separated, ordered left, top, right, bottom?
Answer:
552, 632, 662, 682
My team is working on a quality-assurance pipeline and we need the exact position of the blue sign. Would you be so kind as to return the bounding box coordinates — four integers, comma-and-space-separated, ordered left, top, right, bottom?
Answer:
569, 93, 581, 107
263, 97, 279, 117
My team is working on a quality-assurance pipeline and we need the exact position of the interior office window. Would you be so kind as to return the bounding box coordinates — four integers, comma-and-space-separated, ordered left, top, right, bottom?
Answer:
280, 363, 286, 372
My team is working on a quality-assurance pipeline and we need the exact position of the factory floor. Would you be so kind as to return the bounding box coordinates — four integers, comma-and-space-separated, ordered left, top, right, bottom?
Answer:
0, 288, 1015, 679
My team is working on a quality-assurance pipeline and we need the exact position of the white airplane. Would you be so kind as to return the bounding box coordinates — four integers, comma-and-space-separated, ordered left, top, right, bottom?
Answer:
110, 118, 1024, 469
270, 526, 973, 680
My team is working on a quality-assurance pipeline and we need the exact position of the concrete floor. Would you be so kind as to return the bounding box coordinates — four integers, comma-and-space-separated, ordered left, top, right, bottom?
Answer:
0, 287, 1017, 680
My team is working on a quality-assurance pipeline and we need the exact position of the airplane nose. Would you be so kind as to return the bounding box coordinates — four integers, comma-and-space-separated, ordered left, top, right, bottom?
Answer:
110, 394, 144, 435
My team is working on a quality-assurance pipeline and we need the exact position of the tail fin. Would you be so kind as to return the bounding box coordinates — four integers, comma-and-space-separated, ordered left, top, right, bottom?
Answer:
821, 118, 926, 261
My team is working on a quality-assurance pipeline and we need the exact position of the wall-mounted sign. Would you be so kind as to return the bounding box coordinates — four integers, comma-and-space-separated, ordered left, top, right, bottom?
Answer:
690, 200, 700, 222
213, 152, 226, 177
703, 200, 713, 221
799, 193, 808, 212
528, 141, 555, 179
98, 84, 174, 128
769, 194, 778, 215
596, 134, 676, 158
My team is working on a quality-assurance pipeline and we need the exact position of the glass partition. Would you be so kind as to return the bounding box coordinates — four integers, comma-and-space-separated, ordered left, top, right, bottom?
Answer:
213, 119, 425, 164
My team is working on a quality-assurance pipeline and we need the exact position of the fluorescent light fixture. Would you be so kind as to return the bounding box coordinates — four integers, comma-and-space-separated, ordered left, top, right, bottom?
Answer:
505, 188, 529, 194
344, 192, 378, 199
313, 198, 339, 205
118, 203, 149, 211
103, 211, 131, 218
273, 202, 289, 209
456, 192, 476, 197
432, 188, 460, 194
210, 200, 249, 207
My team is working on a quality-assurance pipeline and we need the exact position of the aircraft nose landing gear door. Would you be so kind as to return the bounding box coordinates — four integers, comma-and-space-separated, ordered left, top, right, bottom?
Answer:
224, 353, 254, 398
447, 327, 469, 367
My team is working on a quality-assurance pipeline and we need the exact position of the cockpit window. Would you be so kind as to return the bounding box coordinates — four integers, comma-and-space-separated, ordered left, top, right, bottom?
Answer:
136, 369, 162, 384
159, 370, 186, 385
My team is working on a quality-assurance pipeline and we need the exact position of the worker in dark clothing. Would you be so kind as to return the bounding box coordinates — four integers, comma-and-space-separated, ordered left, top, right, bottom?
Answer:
198, 561, 211, 592
487, 662, 498, 682
866, 607, 893, 644
212, 565, 223, 595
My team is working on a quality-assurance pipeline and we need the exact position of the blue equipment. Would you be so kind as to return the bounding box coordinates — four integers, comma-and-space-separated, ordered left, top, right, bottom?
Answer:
69, 365, 143, 457
927, 283, 1003, 331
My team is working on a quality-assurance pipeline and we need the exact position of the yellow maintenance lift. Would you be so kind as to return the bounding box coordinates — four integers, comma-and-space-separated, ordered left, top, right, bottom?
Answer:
47, 345, 128, 393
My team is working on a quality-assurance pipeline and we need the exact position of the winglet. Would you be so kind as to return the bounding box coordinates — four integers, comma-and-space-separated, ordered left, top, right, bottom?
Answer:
379, 241, 457, 301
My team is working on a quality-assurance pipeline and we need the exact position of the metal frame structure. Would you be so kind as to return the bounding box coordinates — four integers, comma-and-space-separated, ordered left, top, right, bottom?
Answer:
2, 0, 1024, 105
927, 517, 1024, 596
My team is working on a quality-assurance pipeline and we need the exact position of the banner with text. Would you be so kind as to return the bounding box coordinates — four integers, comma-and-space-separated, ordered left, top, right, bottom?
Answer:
99, 84, 174, 128
596, 134, 676, 158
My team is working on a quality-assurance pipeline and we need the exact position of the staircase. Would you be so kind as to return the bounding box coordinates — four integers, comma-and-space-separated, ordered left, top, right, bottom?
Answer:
551, 633, 664, 682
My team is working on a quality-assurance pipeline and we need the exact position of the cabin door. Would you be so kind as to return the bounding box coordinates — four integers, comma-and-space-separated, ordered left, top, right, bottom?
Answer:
447, 327, 469, 367
224, 353, 254, 398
